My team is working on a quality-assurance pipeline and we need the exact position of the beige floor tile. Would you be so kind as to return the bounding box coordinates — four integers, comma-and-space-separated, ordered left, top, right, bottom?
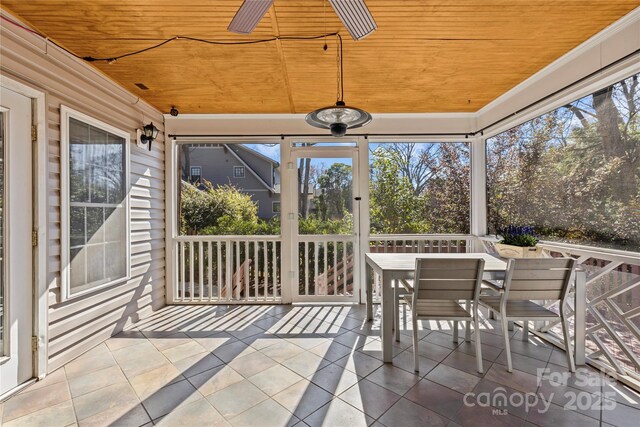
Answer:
281, 351, 331, 379
338, 379, 402, 419
249, 365, 305, 396
156, 398, 231, 427
260, 340, 306, 363
104, 330, 147, 352
114, 344, 171, 379
68, 365, 127, 398
72, 382, 140, 422
2, 400, 76, 427
77, 403, 150, 427
309, 340, 353, 362
425, 364, 480, 395
212, 340, 257, 363
310, 363, 361, 396
147, 332, 193, 351
206, 380, 268, 418
273, 380, 333, 420
484, 364, 539, 394
193, 332, 237, 352
404, 379, 466, 420
64, 344, 117, 379
17, 368, 67, 395
334, 350, 384, 378
2, 380, 71, 422
228, 325, 265, 341
367, 364, 421, 396
129, 363, 185, 399
284, 337, 328, 351
228, 350, 279, 378
172, 351, 224, 378
140, 379, 202, 420
379, 398, 448, 427
187, 365, 245, 396
304, 398, 373, 427
161, 340, 208, 363
228, 399, 297, 427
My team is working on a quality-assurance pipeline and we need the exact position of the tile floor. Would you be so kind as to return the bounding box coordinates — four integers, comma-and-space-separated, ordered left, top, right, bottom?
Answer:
1, 304, 639, 427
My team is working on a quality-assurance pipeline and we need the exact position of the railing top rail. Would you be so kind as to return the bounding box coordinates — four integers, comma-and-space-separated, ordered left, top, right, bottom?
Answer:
176, 235, 281, 242
297, 234, 356, 242
370, 234, 473, 240
479, 235, 640, 264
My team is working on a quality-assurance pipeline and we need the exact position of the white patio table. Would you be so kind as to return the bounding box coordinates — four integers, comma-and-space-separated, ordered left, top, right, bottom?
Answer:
364, 252, 586, 365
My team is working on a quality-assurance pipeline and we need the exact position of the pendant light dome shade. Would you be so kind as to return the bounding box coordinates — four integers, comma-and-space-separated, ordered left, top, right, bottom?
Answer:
305, 101, 372, 137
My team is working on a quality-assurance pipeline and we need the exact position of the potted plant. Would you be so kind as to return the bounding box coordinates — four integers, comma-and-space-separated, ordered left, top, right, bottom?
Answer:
495, 225, 543, 258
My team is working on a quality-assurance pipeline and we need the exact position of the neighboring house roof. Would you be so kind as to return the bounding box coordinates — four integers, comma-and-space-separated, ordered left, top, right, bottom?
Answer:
230, 144, 279, 168
224, 144, 276, 193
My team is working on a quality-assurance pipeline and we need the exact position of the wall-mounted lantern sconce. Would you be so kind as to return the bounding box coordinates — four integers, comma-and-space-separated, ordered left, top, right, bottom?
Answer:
136, 122, 159, 151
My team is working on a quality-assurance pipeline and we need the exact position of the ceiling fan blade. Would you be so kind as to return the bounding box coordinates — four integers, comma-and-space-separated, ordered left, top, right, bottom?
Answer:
227, 0, 274, 34
329, 0, 377, 41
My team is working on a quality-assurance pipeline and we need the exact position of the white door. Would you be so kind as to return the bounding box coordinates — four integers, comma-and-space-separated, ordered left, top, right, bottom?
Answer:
290, 143, 361, 302
0, 87, 33, 395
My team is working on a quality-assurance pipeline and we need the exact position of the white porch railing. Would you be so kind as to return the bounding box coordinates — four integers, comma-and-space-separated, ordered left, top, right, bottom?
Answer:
174, 235, 281, 303
298, 235, 356, 297
479, 236, 640, 380
368, 235, 473, 300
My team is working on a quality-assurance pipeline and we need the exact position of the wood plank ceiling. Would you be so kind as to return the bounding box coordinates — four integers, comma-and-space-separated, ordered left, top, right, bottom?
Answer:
2, 1, 638, 114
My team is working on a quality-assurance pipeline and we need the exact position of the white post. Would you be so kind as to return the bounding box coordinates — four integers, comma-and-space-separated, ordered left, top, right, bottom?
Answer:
279, 139, 294, 303
470, 135, 487, 251
357, 136, 370, 304
165, 136, 177, 304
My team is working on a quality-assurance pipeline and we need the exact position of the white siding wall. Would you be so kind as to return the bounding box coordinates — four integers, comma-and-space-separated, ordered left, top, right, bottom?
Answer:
1, 19, 166, 371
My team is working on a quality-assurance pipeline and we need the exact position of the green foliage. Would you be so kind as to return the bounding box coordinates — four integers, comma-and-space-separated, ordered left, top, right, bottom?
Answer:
499, 225, 539, 247
298, 216, 352, 235
487, 74, 640, 251
181, 180, 258, 235
314, 163, 353, 221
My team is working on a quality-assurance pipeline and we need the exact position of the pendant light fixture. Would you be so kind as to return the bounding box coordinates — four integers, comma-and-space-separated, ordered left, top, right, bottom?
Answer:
305, 35, 372, 137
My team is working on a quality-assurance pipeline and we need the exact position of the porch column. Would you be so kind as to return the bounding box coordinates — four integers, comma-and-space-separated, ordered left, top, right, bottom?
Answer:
470, 136, 487, 251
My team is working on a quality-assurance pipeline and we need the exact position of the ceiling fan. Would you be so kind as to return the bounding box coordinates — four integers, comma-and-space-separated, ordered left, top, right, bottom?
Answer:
228, 0, 377, 41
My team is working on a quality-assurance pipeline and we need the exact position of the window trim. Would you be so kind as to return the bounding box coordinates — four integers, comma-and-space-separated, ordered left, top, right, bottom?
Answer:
233, 165, 245, 178
60, 105, 131, 300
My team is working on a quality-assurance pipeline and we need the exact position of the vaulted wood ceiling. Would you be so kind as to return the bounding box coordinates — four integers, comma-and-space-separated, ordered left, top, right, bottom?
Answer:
2, 1, 638, 114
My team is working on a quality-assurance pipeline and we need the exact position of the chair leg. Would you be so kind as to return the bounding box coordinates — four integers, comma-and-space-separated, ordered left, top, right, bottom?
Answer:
453, 321, 459, 343
561, 308, 576, 372
394, 285, 400, 342
413, 315, 419, 372
501, 314, 513, 372
474, 314, 484, 374
522, 321, 529, 342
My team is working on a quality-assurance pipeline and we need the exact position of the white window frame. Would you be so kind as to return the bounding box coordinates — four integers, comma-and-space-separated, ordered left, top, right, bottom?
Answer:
233, 165, 245, 178
60, 106, 131, 300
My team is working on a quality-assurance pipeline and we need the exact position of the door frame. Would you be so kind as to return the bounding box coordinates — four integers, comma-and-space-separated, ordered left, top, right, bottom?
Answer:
0, 75, 48, 382
282, 137, 369, 303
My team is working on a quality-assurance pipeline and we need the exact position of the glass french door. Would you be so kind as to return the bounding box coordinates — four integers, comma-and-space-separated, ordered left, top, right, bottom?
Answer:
290, 143, 361, 302
0, 87, 33, 396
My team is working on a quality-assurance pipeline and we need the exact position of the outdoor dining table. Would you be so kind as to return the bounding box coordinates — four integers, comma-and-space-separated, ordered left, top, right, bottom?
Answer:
364, 252, 586, 365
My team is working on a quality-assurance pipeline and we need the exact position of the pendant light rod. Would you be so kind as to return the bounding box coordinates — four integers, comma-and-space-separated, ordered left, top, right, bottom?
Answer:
337, 34, 344, 103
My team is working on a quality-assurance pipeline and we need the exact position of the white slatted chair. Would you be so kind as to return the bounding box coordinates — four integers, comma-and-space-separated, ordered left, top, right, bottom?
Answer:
480, 258, 577, 373
404, 258, 485, 373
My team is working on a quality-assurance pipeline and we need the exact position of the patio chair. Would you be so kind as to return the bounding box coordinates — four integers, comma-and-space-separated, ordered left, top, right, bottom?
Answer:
402, 258, 485, 373
480, 258, 577, 373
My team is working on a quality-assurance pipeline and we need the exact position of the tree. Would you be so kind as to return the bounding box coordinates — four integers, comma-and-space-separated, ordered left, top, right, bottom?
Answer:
180, 181, 258, 235
369, 148, 430, 233
314, 163, 353, 221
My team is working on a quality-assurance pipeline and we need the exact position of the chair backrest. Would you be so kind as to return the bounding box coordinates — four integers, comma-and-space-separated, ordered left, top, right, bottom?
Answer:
413, 258, 485, 301
503, 258, 577, 301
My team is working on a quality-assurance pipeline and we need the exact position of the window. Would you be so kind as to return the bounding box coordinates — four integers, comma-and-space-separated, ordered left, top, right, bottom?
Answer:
272, 201, 281, 213
486, 73, 640, 251
368, 142, 470, 234
190, 166, 201, 184
62, 107, 130, 297
233, 166, 245, 178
